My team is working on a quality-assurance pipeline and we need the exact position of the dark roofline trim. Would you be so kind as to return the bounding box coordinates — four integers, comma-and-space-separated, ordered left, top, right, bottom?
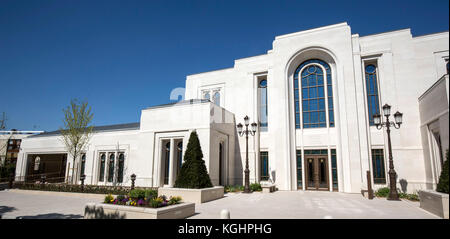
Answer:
30, 122, 140, 138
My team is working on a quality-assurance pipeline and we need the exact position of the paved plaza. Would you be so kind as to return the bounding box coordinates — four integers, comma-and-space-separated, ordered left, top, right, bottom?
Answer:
0, 189, 440, 219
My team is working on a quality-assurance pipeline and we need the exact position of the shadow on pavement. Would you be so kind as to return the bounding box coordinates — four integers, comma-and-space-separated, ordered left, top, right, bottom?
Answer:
0, 205, 17, 217
17, 213, 84, 219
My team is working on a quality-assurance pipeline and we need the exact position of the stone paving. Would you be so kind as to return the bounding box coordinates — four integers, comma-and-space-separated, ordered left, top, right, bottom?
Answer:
189, 190, 440, 219
0, 189, 440, 219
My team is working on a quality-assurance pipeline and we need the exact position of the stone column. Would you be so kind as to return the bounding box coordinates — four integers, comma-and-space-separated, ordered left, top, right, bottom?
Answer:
168, 138, 176, 187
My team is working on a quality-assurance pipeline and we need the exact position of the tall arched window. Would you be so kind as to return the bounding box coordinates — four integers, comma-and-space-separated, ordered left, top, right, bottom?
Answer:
80, 154, 86, 179
294, 59, 334, 128
213, 91, 220, 106
99, 153, 105, 182
108, 153, 115, 182
176, 141, 183, 176
203, 92, 210, 101
164, 142, 170, 185
117, 153, 125, 183
259, 78, 268, 131
365, 64, 380, 125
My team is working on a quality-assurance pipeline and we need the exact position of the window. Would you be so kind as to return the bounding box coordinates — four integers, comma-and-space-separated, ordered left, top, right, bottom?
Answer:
164, 142, 170, 185
260, 151, 269, 181
331, 149, 338, 191
294, 59, 334, 128
258, 78, 268, 131
219, 143, 224, 185
296, 150, 302, 189
99, 153, 106, 182
108, 153, 115, 182
213, 91, 220, 106
446, 60, 449, 75
372, 149, 386, 184
80, 154, 86, 178
117, 153, 125, 183
365, 64, 380, 126
177, 141, 183, 176
203, 92, 210, 101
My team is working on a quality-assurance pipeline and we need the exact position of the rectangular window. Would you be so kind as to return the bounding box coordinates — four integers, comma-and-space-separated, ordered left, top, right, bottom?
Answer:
296, 150, 302, 189
331, 149, 338, 191
80, 154, 86, 178
99, 153, 106, 182
258, 76, 268, 132
260, 151, 269, 181
364, 64, 381, 126
372, 149, 386, 184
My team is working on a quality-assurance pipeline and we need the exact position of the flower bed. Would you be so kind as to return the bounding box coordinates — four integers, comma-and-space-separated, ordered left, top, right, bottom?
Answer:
104, 193, 182, 208
13, 181, 156, 195
84, 189, 193, 219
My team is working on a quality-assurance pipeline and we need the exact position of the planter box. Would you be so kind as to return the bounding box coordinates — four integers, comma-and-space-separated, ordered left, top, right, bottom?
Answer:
419, 190, 449, 219
158, 186, 224, 204
84, 202, 195, 219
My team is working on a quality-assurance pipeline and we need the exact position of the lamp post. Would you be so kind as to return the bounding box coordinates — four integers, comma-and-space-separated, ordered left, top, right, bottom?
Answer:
373, 104, 403, 201
237, 116, 257, 193
80, 174, 86, 192
130, 173, 136, 190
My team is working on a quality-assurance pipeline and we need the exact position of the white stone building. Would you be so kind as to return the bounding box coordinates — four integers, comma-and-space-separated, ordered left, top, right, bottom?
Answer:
14, 23, 449, 194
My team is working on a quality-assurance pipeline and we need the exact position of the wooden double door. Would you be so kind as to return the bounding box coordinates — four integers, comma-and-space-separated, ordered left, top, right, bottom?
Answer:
305, 155, 329, 190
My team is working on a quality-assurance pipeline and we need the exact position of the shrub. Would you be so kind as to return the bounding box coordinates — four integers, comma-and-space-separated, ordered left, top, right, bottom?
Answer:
224, 185, 245, 193
250, 183, 262, 192
104, 194, 114, 203
375, 187, 390, 197
436, 150, 449, 194
168, 196, 182, 205
0, 162, 15, 182
144, 189, 158, 200
174, 131, 213, 189
129, 189, 146, 199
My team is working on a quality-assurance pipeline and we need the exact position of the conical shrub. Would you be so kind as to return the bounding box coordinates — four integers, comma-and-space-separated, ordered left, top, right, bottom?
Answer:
174, 131, 213, 189
437, 150, 449, 194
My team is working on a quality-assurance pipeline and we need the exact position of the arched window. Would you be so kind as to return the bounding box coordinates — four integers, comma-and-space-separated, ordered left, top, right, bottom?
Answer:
259, 78, 268, 131
80, 154, 86, 178
203, 92, 210, 101
107, 153, 115, 182
117, 153, 125, 183
177, 141, 183, 176
99, 153, 105, 182
164, 142, 170, 185
213, 91, 220, 106
365, 64, 380, 125
294, 59, 334, 128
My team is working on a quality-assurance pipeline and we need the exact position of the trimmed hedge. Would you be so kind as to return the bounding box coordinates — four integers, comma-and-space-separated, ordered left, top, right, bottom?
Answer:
13, 182, 157, 195
174, 131, 213, 189
437, 150, 449, 194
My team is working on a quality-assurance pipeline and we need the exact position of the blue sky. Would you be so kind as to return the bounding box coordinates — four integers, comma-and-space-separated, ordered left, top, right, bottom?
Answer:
0, 0, 448, 131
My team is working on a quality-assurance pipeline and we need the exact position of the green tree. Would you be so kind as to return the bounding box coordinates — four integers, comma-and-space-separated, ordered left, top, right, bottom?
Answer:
60, 99, 93, 184
174, 131, 213, 189
436, 150, 449, 194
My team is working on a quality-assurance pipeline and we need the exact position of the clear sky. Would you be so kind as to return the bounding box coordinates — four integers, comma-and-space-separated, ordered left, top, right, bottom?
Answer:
1, 0, 449, 131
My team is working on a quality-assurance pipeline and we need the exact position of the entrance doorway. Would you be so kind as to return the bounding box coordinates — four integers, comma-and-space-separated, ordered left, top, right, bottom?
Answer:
304, 155, 329, 190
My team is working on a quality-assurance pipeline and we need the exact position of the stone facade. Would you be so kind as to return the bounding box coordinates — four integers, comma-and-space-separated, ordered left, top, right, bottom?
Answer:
14, 23, 449, 194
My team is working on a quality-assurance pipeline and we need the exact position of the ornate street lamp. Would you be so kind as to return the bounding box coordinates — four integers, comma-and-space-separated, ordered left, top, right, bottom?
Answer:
130, 173, 136, 190
237, 116, 257, 193
373, 104, 403, 201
